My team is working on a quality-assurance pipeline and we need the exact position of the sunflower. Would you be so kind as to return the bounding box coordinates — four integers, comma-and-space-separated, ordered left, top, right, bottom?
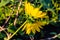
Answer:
22, 21, 44, 35
25, 1, 48, 19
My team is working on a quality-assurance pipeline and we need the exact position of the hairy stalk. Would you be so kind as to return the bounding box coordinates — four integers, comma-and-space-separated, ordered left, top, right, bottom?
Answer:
30, 36, 34, 40
40, 33, 60, 40
9, 20, 28, 40
14, 0, 22, 26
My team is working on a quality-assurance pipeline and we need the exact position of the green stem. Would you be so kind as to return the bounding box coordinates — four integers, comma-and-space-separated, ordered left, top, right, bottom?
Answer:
9, 20, 28, 40
39, 4, 43, 9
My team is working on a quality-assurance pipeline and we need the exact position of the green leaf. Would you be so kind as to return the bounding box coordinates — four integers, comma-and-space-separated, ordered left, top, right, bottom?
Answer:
50, 32, 57, 35
11, 0, 14, 2
39, 0, 53, 9
7, 28, 15, 33
19, 30, 24, 35
0, 0, 10, 7
0, 32, 6, 38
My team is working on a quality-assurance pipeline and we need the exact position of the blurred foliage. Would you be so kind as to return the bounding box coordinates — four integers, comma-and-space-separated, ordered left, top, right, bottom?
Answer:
0, 0, 60, 40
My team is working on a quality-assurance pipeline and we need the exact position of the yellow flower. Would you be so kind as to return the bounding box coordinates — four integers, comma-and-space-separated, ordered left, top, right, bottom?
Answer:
25, 1, 48, 19
22, 21, 44, 35
25, 1, 34, 15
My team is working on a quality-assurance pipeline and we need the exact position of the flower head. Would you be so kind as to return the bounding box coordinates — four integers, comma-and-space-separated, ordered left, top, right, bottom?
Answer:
22, 21, 44, 35
25, 1, 48, 19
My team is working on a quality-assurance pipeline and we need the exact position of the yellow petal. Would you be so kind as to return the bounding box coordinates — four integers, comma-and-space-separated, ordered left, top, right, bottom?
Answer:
35, 26, 40, 32
39, 13, 46, 18
31, 26, 36, 34
26, 28, 31, 34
